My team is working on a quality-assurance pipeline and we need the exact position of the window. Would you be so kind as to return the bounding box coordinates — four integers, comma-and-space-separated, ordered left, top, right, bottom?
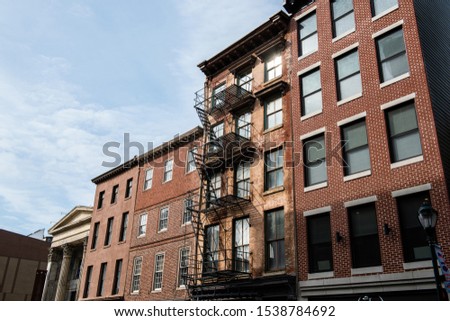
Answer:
265, 148, 284, 191
234, 217, 250, 272
265, 54, 282, 81
265, 96, 283, 130
307, 213, 333, 273
138, 213, 147, 237
298, 11, 318, 56
153, 253, 165, 291
236, 112, 251, 139
397, 191, 431, 262
112, 259, 122, 295
376, 28, 409, 83
342, 119, 370, 176
266, 209, 285, 271
348, 203, 381, 268
131, 257, 142, 293
235, 161, 250, 198
300, 68, 322, 116
119, 212, 128, 242
385, 101, 422, 163
335, 49, 362, 101
158, 207, 169, 232
125, 178, 133, 198
331, 0, 355, 38
237, 70, 252, 92
186, 148, 197, 173
97, 191, 105, 209
211, 122, 224, 139
178, 248, 190, 287
110, 185, 119, 204
212, 82, 226, 110
303, 134, 327, 187
91, 222, 100, 250
163, 159, 173, 182
183, 198, 193, 225
97, 262, 107, 297
104, 217, 114, 246
371, 0, 398, 17
144, 168, 153, 190
209, 172, 222, 202
204, 225, 219, 273
82, 265, 93, 298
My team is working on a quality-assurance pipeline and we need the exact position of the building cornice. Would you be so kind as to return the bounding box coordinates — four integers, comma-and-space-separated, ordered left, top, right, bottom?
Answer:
198, 11, 290, 78
91, 126, 203, 184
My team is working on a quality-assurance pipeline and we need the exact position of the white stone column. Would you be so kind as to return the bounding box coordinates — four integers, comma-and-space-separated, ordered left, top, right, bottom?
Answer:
55, 245, 72, 301
41, 248, 58, 301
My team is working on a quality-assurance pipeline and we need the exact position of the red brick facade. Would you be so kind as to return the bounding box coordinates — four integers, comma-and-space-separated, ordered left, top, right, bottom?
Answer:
286, 0, 450, 300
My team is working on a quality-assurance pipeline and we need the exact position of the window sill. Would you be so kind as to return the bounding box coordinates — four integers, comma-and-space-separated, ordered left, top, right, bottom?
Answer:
403, 261, 432, 270
124, 196, 132, 201
343, 170, 371, 182
371, 4, 399, 22
151, 289, 162, 293
143, 187, 152, 192
390, 155, 423, 169
337, 92, 363, 106
162, 179, 172, 185
181, 222, 192, 227
298, 49, 317, 61
304, 182, 328, 193
137, 234, 146, 239
380, 72, 410, 89
263, 75, 283, 87
110, 202, 117, 207
263, 186, 285, 196
263, 270, 286, 277
308, 271, 334, 280
118, 240, 126, 245
332, 28, 355, 43
158, 228, 168, 234
185, 169, 196, 175
103, 244, 111, 249
301, 110, 322, 121
130, 291, 139, 295
176, 286, 187, 291
351, 266, 383, 275
263, 124, 283, 134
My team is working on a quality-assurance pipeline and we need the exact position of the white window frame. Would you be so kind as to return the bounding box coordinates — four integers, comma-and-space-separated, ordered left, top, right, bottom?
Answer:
138, 213, 147, 237
144, 168, 153, 190
131, 256, 142, 293
153, 253, 165, 291
178, 247, 190, 288
163, 159, 174, 182
158, 207, 169, 232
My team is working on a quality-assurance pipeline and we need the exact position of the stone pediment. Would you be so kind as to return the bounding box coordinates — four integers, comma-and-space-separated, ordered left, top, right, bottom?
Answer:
48, 205, 93, 236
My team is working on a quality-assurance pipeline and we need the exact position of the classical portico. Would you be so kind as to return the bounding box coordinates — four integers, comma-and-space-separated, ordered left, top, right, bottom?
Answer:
42, 206, 92, 301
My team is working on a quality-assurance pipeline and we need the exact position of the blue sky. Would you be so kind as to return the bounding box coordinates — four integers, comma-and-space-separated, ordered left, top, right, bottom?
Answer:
0, 0, 283, 235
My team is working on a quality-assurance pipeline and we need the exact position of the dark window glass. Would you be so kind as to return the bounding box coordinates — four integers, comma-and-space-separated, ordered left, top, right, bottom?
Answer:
125, 178, 133, 198
265, 148, 284, 191
304, 134, 327, 187
153, 254, 165, 290
104, 217, 113, 246
82, 265, 93, 298
265, 209, 285, 271
385, 101, 422, 163
178, 248, 190, 287
204, 225, 219, 273
234, 217, 250, 272
376, 28, 409, 83
307, 213, 333, 273
97, 191, 105, 209
335, 49, 362, 101
397, 191, 431, 262
112, 259, 122, 295
301, 68, 322, 116
265, 96, 283, 130
119, 212, 128, 242
97, 262, 107, 297
91, 222, 99, 250
111, 185, 119, 204
348, 203, 382, 268
331, 0, 355, 38
298, 12, 318, 56
212, 83, 226, 110
342, 119, 370, 175
371, 0, 398, 17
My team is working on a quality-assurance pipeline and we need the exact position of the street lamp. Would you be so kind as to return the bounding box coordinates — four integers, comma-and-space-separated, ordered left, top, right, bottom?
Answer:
417, 198, 442, 300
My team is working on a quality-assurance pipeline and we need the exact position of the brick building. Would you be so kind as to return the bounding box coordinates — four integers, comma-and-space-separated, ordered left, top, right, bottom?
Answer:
187, 11, 297, 300
124, 127, 202, 300
79, 156, 140, 300
284, 0, 450, 300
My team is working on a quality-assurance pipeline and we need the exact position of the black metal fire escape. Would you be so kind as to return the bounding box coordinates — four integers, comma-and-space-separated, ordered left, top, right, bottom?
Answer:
187, 82, 259, 300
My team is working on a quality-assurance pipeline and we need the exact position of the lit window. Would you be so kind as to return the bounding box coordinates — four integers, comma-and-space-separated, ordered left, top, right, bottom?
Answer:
265, 54, 282, 81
